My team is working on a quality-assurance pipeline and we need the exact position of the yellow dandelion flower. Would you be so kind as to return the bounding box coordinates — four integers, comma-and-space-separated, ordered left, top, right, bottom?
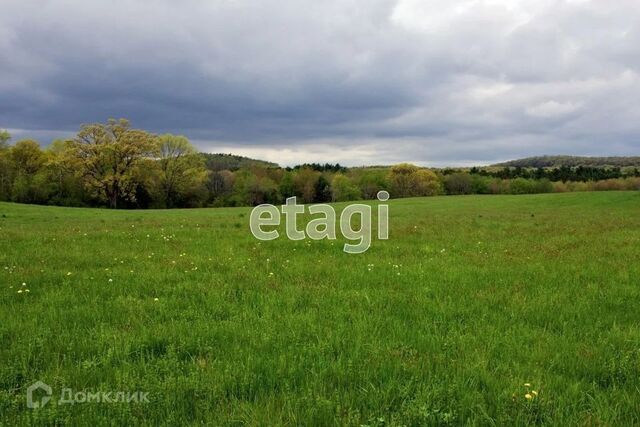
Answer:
525, 393, 532, 400
524, 383, 531, 387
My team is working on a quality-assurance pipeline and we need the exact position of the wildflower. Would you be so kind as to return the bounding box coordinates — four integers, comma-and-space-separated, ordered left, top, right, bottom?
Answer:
524, 393, 532, 400
22, 282, 26, 286
524, 383, 531, 387
154, 298, 159, 302
66, 272, 72, 276
17, 289, 23, 294
24, 289, 29, 293
108, 278, 113, 283
531, 390, 538, 396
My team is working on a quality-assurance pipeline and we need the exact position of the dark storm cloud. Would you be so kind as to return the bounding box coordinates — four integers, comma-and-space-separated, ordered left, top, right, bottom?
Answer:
2, 0, 640, 165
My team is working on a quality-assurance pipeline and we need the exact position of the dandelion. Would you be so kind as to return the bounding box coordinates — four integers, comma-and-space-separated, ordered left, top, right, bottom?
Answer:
24, 289, 29, 293
17, 289, 23, 294
66, 272, 72, 276
524, 383, 531, 387
108, 278, 113, 283
524, 393, 532, 400
22, 282, 26, 286
154, 298, 159, 302
531, 390, 538, 396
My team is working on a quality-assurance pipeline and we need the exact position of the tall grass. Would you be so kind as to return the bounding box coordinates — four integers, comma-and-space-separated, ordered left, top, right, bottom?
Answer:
1, 191, 639, 425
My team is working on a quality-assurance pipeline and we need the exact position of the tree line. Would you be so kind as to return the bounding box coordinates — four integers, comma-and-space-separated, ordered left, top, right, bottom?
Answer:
0, 120, 638, 209
463, 165, 640, 182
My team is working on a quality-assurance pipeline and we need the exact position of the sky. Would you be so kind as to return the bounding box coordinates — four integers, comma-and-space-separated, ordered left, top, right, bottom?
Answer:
1, 0, 640, 167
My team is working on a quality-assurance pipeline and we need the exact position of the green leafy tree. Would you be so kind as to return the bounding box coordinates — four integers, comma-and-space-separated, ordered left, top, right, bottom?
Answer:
155, 134, 208, 208
42, 139, 86, 206
207, 170, 235, 205
331, 174, 361, 201
354, 169, 388, 199
71, 119, 158, 208
314, 174, 332, 202
0, 131, 12, 200
444, 173, 473, 195
0, 152, 10, 200
9, 139, 46, 203
232, 169, 279, 206
413, 169, 442, 196
0, 129, 10, 149
278, 171, 296, 199
293, 168, 320, 203
387, 163, 441, 197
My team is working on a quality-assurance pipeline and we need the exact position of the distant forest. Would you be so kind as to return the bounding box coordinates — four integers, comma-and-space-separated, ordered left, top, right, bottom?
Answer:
0, 120, 639, 209
493, 155, 640, 168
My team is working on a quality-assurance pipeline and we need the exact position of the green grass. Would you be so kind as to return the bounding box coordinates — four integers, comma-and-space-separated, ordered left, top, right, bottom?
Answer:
1, 192, 640, 425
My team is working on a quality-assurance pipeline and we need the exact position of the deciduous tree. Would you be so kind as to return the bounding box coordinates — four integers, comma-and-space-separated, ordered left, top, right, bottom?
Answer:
0, 129, 10, 149
72, 119, 158, 208
155, 134, 208, 208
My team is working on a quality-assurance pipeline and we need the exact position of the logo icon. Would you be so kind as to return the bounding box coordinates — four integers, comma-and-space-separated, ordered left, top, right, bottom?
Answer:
26, 381, 52, 409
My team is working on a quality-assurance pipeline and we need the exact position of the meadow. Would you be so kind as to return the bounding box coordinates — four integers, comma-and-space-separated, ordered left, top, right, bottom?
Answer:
1, 191, 639, 425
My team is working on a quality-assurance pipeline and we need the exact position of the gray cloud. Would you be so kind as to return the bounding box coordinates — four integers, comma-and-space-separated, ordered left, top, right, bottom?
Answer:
2, 0, 640, 165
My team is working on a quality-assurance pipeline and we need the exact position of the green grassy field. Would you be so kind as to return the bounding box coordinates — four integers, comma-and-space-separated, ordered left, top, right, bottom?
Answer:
1, 192, 639, 425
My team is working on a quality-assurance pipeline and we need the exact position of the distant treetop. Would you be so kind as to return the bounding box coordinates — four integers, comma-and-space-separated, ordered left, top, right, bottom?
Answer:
200, 153, 279, 171
493, 155, 640, 168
